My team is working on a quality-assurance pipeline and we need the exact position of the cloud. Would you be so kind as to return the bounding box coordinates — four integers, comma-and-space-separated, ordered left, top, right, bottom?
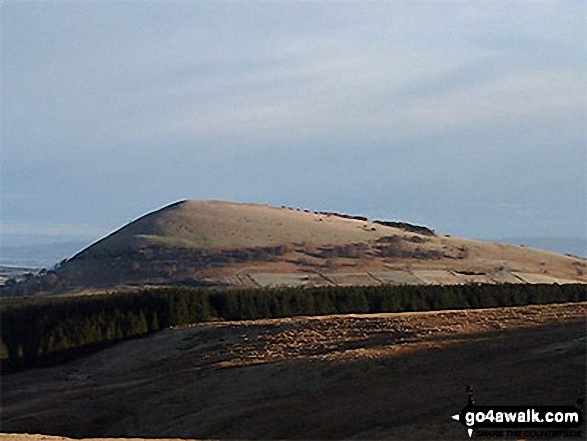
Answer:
6, 0, 584, 157
2, 0, 585, 241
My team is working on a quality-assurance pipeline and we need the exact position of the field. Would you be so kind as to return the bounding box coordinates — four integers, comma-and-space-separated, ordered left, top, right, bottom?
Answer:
0, 266, 40, 286
2, 302, 585, 439
223, 269, 582, 288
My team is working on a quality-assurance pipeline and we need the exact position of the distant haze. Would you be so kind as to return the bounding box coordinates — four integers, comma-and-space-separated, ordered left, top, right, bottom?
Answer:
0, 241, 89, 268
495, 237, 587, 259
2, 1, 585, 249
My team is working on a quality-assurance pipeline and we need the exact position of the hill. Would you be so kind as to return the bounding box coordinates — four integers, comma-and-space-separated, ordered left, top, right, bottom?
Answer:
2, 302, 585, 439
5, 200, 586, 296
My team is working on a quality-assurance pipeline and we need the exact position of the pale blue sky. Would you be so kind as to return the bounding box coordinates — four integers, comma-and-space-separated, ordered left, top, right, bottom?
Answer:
2, 0, 586, 249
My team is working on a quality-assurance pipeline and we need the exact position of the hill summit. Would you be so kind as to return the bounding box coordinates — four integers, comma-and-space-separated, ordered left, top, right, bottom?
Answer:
74, 199, 431, 255
6, 200, 587, 295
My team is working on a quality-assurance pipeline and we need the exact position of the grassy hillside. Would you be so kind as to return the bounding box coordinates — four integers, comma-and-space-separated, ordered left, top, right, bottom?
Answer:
3, 200, 585, 296
74, 200, 425, 254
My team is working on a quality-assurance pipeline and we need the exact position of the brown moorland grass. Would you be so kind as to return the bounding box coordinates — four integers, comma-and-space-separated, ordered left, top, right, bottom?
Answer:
16, 200, 578, 295
2, 302, 585, 439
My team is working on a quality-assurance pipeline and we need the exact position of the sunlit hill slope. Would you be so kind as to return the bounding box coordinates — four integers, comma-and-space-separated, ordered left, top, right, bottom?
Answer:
5, 200, 586, 296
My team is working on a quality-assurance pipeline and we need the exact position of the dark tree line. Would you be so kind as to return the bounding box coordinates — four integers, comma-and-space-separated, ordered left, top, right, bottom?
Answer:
372, 220, 435, 236
1, 283, 584, 371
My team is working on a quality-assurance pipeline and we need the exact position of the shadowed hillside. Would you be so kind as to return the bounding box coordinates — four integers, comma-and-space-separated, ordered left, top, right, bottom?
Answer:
2, 303, 585, 439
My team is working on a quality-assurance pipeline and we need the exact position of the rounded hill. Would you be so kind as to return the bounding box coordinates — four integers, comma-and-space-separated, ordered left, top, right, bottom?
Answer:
5, 200, 586, 295
75, 199, 413, 257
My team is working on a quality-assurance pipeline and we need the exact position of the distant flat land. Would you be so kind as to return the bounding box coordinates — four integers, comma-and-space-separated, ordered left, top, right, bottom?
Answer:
3, 302, 585, 439
0, 266, 41, 285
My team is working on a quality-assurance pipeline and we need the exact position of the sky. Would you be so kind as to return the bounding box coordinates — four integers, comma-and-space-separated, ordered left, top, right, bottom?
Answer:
1, 0, 586, 253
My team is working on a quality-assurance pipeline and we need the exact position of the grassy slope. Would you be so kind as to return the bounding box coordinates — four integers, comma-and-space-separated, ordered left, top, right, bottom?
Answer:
18, 200, 585, 294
